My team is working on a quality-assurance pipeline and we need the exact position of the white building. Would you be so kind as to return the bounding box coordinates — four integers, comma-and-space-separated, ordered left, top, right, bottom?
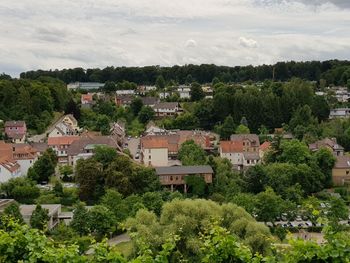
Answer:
67, 82, 104, 91
177, 85, 191, 99
140, 138, 169, 167
329, 108, 350, 119
0, 157, 21, 183
153, 102, 181, 117
116, 89, 136, 95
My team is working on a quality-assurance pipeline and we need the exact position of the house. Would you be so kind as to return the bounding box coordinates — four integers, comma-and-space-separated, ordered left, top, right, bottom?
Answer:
5, 121, 27, 143
48, 114, 80, 137
155, 165, 213, 192
81, 93, 94, 108
67, 82, 104, 91
141, 97, 159, 107
29, 142, 48, 156
202, 86, 213, 99
333, 87, 350, 103
110, 122, 126, 146
0, 156, 21, 183
67, 135, 120, 166
159, 92, 171, 99
332, 156, 350, 186
153, 102, 182, 117
230, 134, 260, 152
138, 85, 157, 95
309, 138, 344, 157
177, 85, 191, 99
219, 134, 261, 171
329, 108, 350, 119
259, 141, 271, 161
0, 141, 38, 175
144, 123, 168, 136
140, 138, 169, 167
115, 95, 134, 107
20, 204, 61, 230
116, 89, 136, 96
48, 136, 80, 164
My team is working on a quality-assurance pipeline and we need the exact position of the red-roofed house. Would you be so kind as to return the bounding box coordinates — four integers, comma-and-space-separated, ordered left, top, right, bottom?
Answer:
5, 121, 27, 143
0, 156, 21, 183
48, 136, 80, 164
259, 141, 271, 161
81, 94, 94, 109
140, 138, 169, 167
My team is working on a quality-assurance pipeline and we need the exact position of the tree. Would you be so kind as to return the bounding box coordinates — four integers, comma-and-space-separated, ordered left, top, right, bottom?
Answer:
0, 177, 40, 204
173, 113, 199, 130
30, 205, 49, 230
2, 202, 24, 224
313, 147, 336, 188
75, 158, 103, 202
71, 202, 90, 236
88, 205, 116, 237
277, 139, 311, 165
178, 140, 206, 165
240, 116, 248, 127
141, 192, 164, 216
93, 145, 117, 168
155, 75, 165, 90
27, 149, 57, 183
138, 106, 155, 124
255, 188, 284, 223
190, 82, 205, 101
185, 175, 207, 197
218, 115, 236, 139
235, 124, 250, 134
103, 81, 116, 93
327, 197, 349, 227
130, 97, 143, 116
95, 114, 110, 135
100, 189, 126, 222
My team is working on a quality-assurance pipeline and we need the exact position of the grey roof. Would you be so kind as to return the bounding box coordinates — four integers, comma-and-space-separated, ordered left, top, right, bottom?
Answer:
243, 152, 260, 160
5, 121, 26, 127
230, 134, 259, 143
141, 97, 158, 106
155, 165, 213, 175
153, 102, 179, 110
67, 136, 119, 156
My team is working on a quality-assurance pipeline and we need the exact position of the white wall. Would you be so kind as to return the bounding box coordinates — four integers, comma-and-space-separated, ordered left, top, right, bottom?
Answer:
143, 148, 168, 167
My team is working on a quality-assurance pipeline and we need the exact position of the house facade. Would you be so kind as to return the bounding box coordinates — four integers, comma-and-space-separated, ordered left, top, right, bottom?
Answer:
309, 138, 344, 157
155, 165, 213, 192
48, 115, 80, 138
0, 157, 21, 183
329, 108, 350, 119
140, 139, 169, 167
332, 156, 350, 186
48, 136, 80, 164
153, 102, 181, 117
5, 121, 27, 143
115, 95, 134, 107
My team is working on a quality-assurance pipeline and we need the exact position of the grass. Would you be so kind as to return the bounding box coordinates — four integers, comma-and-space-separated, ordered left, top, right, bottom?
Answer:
114, 241, 134, 258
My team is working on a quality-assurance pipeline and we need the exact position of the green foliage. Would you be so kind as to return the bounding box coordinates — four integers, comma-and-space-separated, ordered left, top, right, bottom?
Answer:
185, 175, 207, 197
155, 75, 166, 89
235, 124, 250, 134
0, 177, 40, 204
190, 82, 205, 101
103, 81, 116, 93
27, 149, 57, 183
218, 115, 236, 139
130, 97, 143, 116
138, 106, 155, 124
2, 202, 24, 224
89, 205, 116, 237
178, 140, 207, 165
94, 145, 118, 168
30, 205, 49, 230
71, 202, 90, 236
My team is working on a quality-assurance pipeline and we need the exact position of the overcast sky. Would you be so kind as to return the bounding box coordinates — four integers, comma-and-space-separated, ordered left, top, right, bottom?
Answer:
1, 0, 350, 76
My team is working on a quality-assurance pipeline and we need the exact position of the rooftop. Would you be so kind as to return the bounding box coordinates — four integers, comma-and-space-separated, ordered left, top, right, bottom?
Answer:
48, 136, 80, 146
155, 165, 213, 175
220, 141, 244, 153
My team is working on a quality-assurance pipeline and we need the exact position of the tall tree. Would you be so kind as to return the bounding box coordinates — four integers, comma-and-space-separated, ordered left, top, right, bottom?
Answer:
30, 205, 49, 230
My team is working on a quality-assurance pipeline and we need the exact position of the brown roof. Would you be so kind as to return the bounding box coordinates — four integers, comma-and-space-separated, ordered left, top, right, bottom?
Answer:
141, 97, 158, 106
153, 102, 179, 110
48, 136, 80, 146
230, 134, 260, 145
67, 136, 119, 156
334, 156, 350, 169
309, 138, 344, 151
220, 141, 244, 153
142, 139, 168, 149
5, 121, 26, 127
0, 141, 12, 158
0, 156, 20, 173
30, 142, 48, 153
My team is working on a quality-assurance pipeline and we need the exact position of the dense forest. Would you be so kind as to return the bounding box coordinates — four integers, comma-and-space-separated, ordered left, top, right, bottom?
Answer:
19, 60, 350, 86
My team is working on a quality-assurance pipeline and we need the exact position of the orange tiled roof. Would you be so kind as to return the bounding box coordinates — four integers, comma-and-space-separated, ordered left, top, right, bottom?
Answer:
0, 156, 20, 173
48, 136, 80, 146
82, 94, 93, 101
260, 141, 271, 151
219, 141, 244, 153
142, 139, 168, 149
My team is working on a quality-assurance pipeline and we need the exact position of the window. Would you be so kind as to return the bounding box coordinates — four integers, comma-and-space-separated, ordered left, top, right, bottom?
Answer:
175, 176, 178, 180
346, 171, 349, 175
170, 176, 173, 181
149, 155, 151, 159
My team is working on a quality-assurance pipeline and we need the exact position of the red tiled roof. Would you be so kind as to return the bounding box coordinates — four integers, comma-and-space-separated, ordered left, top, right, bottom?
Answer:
260, 141, 271, 151
81, 94, 93, 101
48, 136, 80, 146
142, 139, 168, 149
0, 156, 20, 173
219, 141, 244, 153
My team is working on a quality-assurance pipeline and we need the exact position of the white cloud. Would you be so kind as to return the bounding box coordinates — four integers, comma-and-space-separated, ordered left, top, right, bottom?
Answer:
0, 0, 350, 76
239, 37, 258, 48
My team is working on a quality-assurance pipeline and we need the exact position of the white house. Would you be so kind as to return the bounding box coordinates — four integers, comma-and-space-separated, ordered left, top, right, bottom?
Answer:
329, 108, 350, 119
177, 85, 191, 99
153, 102, 181, 117
0, 157, 21, 183
140, 138, 169, 167
48, 115, 80, 137
116, 89, 136, 95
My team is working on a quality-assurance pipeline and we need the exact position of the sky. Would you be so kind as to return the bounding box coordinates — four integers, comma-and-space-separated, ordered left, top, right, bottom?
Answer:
0, 0, 350, 76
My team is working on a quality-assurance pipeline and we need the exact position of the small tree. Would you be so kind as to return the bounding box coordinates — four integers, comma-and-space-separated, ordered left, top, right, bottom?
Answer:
71, 202, 90, 236
30, 205, 49, 230
138, 106, 155, 124
156, 75, 166, 90
103, 81, 116, 93
190, 82, 205, 101
130, 97, 143, 116
3, 202, 24, 224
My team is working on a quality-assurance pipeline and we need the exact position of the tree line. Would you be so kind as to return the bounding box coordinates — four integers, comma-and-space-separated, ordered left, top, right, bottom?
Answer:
19, 60, 350, 86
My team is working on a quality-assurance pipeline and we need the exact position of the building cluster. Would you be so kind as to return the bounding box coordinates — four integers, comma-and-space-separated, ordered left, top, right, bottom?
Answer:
0, 114, 125, 183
